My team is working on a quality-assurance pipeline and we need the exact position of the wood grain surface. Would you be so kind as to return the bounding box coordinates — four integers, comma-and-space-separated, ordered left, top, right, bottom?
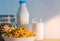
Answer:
35, 39, 60, 41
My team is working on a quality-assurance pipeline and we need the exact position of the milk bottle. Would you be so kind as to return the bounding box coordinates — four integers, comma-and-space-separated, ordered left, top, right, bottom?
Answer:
17, 0, 29, 27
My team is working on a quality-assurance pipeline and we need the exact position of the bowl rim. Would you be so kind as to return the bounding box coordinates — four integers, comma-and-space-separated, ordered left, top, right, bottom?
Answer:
2, 34, 36, 39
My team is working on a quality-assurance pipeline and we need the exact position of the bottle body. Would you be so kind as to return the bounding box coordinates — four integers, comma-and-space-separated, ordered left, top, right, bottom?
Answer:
17, 3, 29, 28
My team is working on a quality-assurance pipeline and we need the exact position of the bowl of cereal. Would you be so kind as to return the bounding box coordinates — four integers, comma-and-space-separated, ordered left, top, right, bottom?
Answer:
2, 27, 36, 41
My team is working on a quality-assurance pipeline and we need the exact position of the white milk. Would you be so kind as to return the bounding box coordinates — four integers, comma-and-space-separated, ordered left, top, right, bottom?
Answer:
17, 0, 29, 27
32, 19, 44, 40
32, 21, 38, 34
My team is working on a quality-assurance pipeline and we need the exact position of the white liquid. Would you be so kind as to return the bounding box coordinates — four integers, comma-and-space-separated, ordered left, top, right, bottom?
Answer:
32, 22, 38, 34
17, 4, 29, 27
32, 21, 44, 40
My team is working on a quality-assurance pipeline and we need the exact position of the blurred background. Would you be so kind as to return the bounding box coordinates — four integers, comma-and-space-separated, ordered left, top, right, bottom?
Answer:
0, 0, 60, 39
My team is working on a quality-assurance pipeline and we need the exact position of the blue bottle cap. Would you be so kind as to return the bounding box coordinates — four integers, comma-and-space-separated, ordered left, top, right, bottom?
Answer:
19, 0, 26, 4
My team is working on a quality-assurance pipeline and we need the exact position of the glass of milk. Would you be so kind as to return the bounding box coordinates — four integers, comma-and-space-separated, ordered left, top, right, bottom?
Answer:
32, 18, 44, 40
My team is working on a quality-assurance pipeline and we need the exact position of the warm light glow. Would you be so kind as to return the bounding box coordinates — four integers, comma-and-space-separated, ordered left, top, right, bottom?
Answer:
44, 14, 60, 39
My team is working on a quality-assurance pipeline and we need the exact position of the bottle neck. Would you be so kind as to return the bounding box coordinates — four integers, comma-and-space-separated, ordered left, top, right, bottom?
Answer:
20, 3, 26, 6
20, 3, 26, 8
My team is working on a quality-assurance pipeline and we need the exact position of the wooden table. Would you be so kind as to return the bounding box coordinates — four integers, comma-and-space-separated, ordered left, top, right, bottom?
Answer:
35, 39, 60, 41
